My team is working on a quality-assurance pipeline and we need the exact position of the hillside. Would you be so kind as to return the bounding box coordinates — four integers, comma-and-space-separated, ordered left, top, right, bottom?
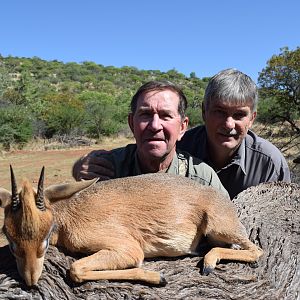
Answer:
0, 55, 207, 150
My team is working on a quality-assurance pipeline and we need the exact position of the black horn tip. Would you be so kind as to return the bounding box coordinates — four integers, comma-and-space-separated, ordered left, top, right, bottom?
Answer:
38, 167, 45, 185
10, 165, 20, 211
36, 166, 46, 211
40, 166, 45, 179
10, 165, 17, 185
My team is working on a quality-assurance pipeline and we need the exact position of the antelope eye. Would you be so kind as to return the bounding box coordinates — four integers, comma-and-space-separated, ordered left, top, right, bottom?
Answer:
8, 240, 17, 255
37, 225, 54, 257
37, 238, 49, 258
42, 237, 49, 251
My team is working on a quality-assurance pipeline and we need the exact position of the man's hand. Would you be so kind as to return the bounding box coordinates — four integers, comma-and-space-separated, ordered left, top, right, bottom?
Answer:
72, 150, 115, 181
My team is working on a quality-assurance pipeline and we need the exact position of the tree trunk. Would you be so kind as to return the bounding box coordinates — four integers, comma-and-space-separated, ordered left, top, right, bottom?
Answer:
0, 182, 299, 300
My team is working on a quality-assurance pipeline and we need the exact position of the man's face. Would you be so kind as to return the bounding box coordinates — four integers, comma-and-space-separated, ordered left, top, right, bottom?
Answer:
128, 89, 188, 162
203, 100, 256, 157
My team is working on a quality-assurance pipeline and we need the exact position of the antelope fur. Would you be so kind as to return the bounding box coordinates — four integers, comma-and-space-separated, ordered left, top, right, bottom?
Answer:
0, 167, 263, 286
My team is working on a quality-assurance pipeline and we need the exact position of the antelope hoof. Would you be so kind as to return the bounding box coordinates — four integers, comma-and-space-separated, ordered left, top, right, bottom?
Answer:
159, 274, 167, 286
202, 266, 214, 276
70, 265, 84, 283
249, 261, 259, 268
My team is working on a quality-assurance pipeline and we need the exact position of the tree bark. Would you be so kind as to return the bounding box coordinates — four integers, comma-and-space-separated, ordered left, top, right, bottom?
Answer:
0, 182, 299, 300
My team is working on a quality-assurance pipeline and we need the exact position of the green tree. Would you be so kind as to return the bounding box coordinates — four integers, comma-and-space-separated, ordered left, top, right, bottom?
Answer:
80, 91, 121, 138
43, 93, 85, 137
0, 105, 33, 150
258, 47, 300, 132
114, 90, 131, 123
190, 71, 197, 79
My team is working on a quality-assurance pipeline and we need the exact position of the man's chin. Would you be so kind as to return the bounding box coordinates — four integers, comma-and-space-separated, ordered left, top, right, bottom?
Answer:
216, 135, 238, 146
217, 140, 241, 154
147, 150, 166, 159
143, 147, 170, 160
143, 140, 165, 149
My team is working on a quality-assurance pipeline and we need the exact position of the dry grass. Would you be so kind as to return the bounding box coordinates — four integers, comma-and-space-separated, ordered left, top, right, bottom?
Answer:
252, 122, 300, 183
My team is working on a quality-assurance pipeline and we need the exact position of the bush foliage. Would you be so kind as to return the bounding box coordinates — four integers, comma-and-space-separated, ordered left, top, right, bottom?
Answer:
0, 105, 33, 150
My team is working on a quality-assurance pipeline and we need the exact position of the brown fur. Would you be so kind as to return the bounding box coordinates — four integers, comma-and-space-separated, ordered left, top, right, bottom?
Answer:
1, 172, 263, 286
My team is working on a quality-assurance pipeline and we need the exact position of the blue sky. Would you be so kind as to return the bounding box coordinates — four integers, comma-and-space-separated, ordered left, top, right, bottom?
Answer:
1, 0, 299, 82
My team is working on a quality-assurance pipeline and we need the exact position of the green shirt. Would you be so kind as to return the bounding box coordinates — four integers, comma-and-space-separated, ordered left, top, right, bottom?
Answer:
101, 144, 229, 197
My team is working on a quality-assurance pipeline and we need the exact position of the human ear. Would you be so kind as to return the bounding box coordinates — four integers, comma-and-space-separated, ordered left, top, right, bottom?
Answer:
128, 113, 134, 133
202, 102, 206, 122
178, 116, 189, 141
248, 111, 257, 128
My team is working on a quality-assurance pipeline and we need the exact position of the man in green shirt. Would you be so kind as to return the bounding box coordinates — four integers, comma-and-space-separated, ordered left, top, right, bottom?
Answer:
73, 81, 228, 197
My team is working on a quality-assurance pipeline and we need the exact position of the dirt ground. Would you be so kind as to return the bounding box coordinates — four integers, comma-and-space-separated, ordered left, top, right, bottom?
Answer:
0, 137, 134, 189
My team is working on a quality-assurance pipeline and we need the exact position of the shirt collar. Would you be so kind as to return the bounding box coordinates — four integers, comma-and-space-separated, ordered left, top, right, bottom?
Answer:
232, 139, 247, 175
166, 152, 180, 174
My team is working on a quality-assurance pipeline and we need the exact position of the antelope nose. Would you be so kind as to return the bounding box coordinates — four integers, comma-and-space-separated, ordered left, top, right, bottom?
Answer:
24, 272, 39, 286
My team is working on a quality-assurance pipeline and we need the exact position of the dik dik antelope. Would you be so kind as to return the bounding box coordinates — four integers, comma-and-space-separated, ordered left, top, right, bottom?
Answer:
0, 166, 263, 286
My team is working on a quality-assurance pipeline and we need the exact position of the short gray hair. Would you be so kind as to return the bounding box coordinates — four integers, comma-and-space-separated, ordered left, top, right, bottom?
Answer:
203, 68, 258, 112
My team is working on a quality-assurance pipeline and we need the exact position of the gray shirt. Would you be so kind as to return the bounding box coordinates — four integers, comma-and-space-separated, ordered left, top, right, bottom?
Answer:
100, 143, 229, 197
177, 125, 291, 199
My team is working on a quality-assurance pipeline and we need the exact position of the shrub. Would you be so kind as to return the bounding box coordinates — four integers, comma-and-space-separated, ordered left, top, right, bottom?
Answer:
0, 106, 33, 150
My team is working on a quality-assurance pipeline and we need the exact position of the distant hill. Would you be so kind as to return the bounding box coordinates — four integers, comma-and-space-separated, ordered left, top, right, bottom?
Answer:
0, 55, 207, 149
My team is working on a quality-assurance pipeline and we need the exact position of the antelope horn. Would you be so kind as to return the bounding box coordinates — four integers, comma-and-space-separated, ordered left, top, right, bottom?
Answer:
36, 166, 46, 211
10, 165, 20, 211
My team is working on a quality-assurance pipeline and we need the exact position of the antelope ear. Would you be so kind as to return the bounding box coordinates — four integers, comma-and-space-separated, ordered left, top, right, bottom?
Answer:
0, 188, 12, 208
45, 178, 99, 202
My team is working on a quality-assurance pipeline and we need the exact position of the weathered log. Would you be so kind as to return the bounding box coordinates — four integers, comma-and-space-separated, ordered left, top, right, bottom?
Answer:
0, 182, 299, 300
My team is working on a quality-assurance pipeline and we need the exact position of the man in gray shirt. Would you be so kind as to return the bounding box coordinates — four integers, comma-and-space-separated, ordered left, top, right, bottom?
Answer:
177, 68, 290, 198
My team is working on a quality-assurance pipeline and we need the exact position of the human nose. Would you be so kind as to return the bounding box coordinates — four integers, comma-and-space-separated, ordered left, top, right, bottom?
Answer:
224, 116, 235, 129
147, 114, 162, 131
